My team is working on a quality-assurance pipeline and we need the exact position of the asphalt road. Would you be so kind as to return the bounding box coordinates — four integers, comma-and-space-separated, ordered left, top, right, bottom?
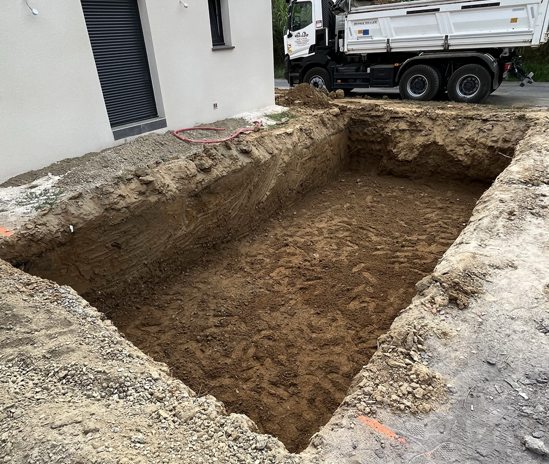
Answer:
274, 79, 549, 108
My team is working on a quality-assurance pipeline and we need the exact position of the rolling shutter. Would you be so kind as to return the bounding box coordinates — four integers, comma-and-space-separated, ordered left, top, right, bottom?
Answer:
81, 0, 158, 128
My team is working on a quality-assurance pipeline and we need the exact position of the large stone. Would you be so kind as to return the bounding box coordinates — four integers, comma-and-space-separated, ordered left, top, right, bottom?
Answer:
524, 436, 549, 456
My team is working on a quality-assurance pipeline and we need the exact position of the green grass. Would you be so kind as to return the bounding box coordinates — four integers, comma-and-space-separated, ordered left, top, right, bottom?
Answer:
522, 62, 549, 82
266, 111, 298, 123
274, 64, 285, 79
508, 62, 549, 82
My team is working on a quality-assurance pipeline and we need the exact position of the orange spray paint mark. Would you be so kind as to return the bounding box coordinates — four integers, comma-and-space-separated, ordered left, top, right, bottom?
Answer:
0, 227, 13, 237
357, 416, 407, 444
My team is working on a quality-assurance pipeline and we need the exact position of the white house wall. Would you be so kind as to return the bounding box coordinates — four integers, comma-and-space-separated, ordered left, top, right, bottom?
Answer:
0, 0, 275, 184
0, 0, 115, 184
141, 0, 275, 130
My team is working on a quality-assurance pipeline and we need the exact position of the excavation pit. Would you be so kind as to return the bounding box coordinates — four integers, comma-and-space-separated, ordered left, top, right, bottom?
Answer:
93, 170, 486, 452
0, 101, 536, 459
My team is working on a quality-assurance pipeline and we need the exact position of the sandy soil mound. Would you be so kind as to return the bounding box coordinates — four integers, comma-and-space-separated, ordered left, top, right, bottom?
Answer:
275, 84, 331, 109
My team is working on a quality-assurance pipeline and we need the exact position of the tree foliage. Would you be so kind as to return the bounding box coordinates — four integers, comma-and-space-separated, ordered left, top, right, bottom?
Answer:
272, 0, 288, 68
522, 41, 549, 63
521, 42, 549, 81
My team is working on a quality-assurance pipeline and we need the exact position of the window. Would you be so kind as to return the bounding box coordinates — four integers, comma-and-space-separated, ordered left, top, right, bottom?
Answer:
208, 0, 225, 47
291, 2, 313, 32
81, 0, 163, 134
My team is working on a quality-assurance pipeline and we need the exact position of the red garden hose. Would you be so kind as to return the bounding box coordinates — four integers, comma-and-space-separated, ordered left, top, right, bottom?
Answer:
174, 121, 261, 144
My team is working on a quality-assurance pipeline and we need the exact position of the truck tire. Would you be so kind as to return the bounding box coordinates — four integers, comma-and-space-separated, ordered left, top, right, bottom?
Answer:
304, 67, 332, 92
447, 64, 491, 103
399, 65, 440, 101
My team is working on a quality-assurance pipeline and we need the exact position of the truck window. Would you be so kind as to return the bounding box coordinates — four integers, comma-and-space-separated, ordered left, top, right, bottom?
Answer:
291, 2, 313, 32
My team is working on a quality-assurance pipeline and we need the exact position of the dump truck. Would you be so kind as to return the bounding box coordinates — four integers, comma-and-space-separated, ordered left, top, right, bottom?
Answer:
284, 0, 549, 102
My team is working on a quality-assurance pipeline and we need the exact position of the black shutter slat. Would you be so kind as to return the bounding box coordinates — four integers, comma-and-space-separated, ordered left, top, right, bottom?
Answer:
81, 0, 158, 128
97, 73, 154, 82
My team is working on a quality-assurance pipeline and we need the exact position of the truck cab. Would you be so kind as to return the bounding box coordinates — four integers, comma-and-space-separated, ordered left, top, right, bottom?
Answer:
284, 0, 338, 90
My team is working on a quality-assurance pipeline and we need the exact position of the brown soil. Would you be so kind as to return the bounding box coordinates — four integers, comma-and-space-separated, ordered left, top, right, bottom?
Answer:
275, 84, 331, 109
92, 169, 486, 453
2, 100, 547, 464
0, 103, 528, 292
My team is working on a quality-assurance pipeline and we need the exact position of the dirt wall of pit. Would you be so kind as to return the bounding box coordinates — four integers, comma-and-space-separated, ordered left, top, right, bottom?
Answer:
0, 103, 531, 299
302, 115, 549, 464
344, 101, 528, 180
1, 113, 350, 296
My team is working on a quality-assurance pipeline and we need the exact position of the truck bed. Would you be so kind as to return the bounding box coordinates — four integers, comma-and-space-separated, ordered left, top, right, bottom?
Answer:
344, 0, 549, 54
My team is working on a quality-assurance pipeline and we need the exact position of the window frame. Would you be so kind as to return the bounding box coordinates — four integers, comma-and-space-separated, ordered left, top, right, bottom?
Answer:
208, 0, 225, 47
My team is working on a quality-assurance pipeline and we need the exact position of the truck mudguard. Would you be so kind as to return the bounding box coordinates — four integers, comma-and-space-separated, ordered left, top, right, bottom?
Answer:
299, 51, 332, 77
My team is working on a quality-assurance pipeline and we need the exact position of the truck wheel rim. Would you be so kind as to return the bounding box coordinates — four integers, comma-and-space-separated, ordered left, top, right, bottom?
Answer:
407, 75, 428, 97
456, 74, 480, 98
309, 76, 326, 90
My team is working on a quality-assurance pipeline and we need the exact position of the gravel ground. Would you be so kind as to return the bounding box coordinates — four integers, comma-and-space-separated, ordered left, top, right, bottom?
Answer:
1, 119, 253, 192
0, 260, 299, 464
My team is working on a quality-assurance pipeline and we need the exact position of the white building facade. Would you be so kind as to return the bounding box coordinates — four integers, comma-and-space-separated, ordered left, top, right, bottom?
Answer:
0, 0, 275, 183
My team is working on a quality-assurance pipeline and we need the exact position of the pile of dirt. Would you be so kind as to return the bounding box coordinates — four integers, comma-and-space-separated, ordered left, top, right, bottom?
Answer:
342, 323, 448, 417
275, 84, 331, 109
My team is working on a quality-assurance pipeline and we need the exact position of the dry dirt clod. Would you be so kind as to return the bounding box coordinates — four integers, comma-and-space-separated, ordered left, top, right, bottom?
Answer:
138, 175, 155, 185
524, 436, 549, 456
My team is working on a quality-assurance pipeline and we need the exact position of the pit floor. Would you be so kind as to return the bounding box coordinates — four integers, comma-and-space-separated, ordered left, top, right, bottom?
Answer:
96, 169, 487, 452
